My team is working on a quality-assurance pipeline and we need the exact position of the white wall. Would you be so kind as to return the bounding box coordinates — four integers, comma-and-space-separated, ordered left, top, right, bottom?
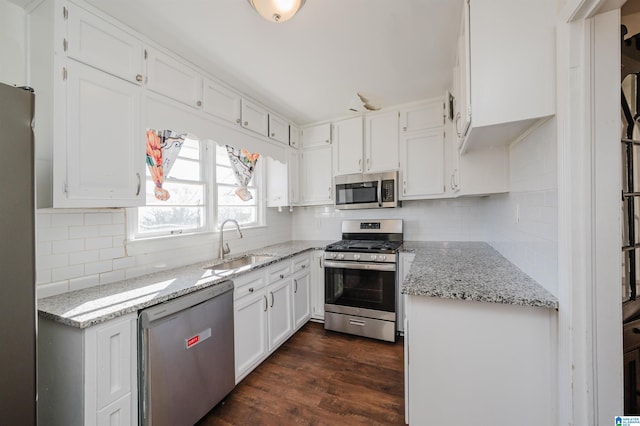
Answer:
483, 118, 558, 295
0, 0, 27, 85
36, 207, 292, 298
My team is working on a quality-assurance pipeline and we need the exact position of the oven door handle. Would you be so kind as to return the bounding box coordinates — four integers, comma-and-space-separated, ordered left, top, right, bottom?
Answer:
323, 260, 396, 272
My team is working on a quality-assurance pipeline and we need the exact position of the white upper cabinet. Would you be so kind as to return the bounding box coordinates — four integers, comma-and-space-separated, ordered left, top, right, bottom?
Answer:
399, 128, 446, 199
287, 148, 300, 205
400, 101, 444, 133
364, 110, 400, 173
241, 99, 269, 136
300, 143, 333, 205
145, 46, 203, 109
289, 124, 300, 148
268, 114, 289, 144
64, 61, 144, 207
457, 0, 555, 152
202, 78, 241, 125
301, 123, 332, 148
66, 3, 143, 85
332, 116, 363, 176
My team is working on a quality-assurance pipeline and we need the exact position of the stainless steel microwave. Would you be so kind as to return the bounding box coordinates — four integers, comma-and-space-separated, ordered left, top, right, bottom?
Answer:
334, 171, 399, 210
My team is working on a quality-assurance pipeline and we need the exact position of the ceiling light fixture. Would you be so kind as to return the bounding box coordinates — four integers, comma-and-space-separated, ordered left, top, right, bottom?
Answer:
248, 0, 306, 23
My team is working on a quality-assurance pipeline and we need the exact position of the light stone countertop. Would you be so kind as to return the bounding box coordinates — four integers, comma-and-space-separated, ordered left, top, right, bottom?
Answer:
401, 241, 558, 309
37, 240, 332, 329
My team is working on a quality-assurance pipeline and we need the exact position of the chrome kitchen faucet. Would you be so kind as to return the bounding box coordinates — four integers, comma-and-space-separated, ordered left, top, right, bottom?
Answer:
218, 219, 243, 260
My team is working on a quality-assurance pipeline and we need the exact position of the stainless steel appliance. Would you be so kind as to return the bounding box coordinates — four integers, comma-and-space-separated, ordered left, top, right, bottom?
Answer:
324, 219, 403, 342
0, 83, 36, 425
139, 281, 235, 426
334, 171, 399, 210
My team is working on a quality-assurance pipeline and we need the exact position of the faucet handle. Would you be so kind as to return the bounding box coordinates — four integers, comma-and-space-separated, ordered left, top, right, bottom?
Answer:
223, 243, 230, 255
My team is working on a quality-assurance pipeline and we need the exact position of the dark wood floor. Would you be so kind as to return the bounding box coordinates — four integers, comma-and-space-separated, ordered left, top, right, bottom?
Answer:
197, 322, 405, 426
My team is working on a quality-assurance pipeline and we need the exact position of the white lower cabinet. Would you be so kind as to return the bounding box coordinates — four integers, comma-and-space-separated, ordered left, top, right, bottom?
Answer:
234, 254, 312, 383
38, 313, 138, 426
310, 250, 325, 321
397, 252, 415, 334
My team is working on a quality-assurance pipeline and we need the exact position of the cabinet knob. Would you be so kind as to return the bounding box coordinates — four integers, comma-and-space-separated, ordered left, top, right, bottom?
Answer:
271, 132, 275, 137
402, 126, 407, 132
248, 287, 254, 293
236, 118, 241, 124
279, 274, 284, 279
197, 100, 202, 107
244, 121, 249, 126
301, 264, 306, 269
135, 74, 143, 82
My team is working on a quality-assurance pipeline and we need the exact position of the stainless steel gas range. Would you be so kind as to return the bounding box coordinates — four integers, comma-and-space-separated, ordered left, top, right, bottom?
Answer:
324, 219, 403, 342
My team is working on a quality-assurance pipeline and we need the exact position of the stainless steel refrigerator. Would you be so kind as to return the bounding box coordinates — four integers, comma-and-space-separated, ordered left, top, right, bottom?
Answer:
0, 82, 36, 425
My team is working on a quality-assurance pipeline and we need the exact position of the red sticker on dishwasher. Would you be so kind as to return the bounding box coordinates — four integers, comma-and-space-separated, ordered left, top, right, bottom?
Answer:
185, 328, 211, 349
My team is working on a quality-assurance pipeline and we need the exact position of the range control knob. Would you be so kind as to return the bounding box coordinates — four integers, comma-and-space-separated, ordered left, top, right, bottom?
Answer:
379, 255, 387, 261
353, 254, 361, 261
370, 255, 377, 261
331, 253, 337, 259
337, 253, 345, 260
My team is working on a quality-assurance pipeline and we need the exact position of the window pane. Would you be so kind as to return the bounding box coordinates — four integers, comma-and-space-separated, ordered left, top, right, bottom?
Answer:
216, 165, 237, 185
216, 144, 230, 165
217, 206, 256, 226
145, 180, 204, 206
166, 158, 200, 181
217, 185, 257, 206
179, 138, 200, 160
138, 206, 204, 233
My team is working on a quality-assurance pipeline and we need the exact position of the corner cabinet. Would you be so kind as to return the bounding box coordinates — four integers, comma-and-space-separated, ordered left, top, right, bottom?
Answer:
38, 313, 138, 426
30, 0, 146, 208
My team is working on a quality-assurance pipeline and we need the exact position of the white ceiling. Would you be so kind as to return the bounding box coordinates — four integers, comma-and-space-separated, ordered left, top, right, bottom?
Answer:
23, 0, 463, 125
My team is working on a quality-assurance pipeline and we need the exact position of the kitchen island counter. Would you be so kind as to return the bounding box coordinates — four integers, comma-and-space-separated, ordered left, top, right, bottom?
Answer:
401, 241, 557, 309
37, 240, 331, 328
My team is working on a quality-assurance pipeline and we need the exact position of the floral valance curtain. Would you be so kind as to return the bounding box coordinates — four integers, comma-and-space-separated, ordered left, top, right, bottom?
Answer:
226, 145, 260, 201
145, 129, 186, 201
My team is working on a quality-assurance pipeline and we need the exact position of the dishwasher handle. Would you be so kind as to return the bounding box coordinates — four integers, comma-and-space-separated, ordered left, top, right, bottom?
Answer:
139, 280, 234, 328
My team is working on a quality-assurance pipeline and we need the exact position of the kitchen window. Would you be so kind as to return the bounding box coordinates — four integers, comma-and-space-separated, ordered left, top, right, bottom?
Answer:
129, 138, 263, 240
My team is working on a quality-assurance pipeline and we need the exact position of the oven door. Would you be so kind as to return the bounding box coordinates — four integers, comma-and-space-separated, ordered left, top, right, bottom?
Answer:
324, 260, 396, 320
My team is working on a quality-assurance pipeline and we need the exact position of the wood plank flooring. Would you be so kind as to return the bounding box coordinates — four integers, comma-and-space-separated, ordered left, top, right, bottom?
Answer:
197, 322, 405, 426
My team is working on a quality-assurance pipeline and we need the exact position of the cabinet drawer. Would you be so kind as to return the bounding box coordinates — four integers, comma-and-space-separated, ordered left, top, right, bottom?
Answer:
233, 273, 265, 301
292, 255, 310, 274
268, 263, 291, 283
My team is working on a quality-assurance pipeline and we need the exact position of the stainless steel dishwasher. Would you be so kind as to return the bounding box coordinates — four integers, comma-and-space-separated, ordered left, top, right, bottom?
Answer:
139, 281, 235, 426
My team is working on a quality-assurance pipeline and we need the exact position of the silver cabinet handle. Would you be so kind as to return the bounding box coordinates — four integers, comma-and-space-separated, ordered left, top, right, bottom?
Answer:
301, 264, 306, 269
136, 173, 141, 196
349, 319, 366, 327
244, 121, 249, 126
328, 187, 332, 200
236, 118, 241, 124
279, 274, 284, 279
135, 74, 143, 82
264, 295, 268, 312
270, 292, 274, 308
455, 112, 462, 137
271, 132, 275, 137
248, 287, 254, 293
196, 100, 202, 107
294, 279, 298, 293
403, 180, 407, 195
377, 176, 382, 207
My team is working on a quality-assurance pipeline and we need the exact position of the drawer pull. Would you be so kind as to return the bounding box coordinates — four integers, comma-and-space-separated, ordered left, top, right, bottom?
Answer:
349, 319, 366, 327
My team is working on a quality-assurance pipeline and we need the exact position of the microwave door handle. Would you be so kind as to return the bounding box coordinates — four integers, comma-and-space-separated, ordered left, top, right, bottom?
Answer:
377, 177, 382, 207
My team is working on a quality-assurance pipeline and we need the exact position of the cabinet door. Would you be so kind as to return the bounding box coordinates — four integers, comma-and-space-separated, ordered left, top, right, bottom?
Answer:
293, 271, 311, 330
287, 148, 300, 205
300, 144, 333, 205
66, 4, 143, 84
400, 101, 444, 133
399, 129, 445, 198
269, 114, 289, 144
94, 319, 133, 409
301, 123, 331, 148
266, 155, 288, 208
365, 110, 399, 173
289, 124, 300, 148
202, 79, 241, 125
457, 145, 509, 196
310, 251, 325, 320
332, 116, 363, 176
267, 278, 293, 352
146, 47, 203, 109
241, 99, 269, 136
97, 394, 131, 426
63, 61, 144, 207
456, 1, 471, 139
397, 253, 415, 333
234, 291, 268, 382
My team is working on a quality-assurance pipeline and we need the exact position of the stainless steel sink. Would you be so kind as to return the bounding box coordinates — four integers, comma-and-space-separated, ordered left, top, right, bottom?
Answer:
203, 254, 277, 272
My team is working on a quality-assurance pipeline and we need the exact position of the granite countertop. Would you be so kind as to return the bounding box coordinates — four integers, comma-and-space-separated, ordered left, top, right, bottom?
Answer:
401, 241, 558, 309
37, 240, 331, 329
